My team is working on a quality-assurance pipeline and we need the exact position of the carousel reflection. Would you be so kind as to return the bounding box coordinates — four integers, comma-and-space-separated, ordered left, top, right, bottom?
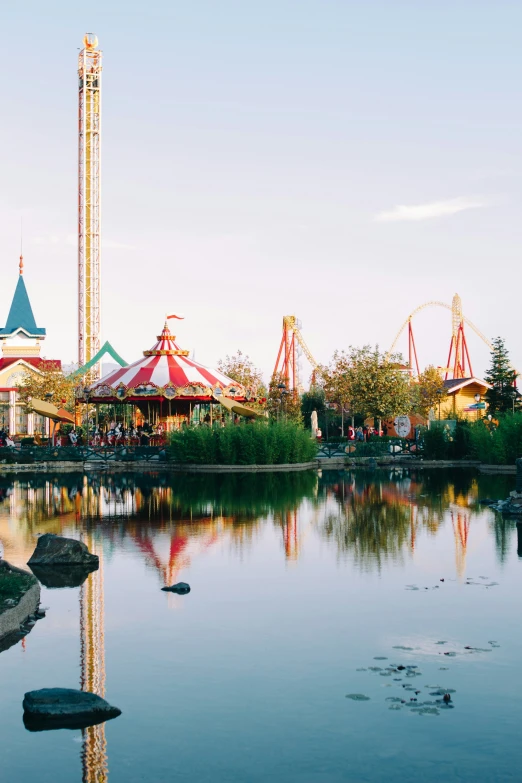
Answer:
0, 472, 317, 782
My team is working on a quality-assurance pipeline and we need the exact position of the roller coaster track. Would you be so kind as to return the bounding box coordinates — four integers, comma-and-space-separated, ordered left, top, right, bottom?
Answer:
387, 300, 493, 360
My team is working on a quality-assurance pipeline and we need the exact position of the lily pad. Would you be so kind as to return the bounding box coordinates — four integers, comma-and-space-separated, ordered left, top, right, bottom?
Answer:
389, 704, 402, 711
411, 707, 440, 715
393, 645, 414, 651
368, 666, 382, 672
374, 656, 388, 660
435, 641, 448, 645
345, 694, 370, 701
379, 672, 392, 677
385, 697, 402, 702
356, 668, 367, 672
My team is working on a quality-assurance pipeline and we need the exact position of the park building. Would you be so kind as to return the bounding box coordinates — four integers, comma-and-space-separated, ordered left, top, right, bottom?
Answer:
442, 377, 492, 419
0, 256, 61, 436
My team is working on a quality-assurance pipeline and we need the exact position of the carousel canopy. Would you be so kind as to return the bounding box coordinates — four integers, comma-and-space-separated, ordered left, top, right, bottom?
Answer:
83, 323, 247, 403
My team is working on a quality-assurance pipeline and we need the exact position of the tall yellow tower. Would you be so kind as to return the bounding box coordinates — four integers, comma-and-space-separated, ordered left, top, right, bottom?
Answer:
78, 33, 102, 378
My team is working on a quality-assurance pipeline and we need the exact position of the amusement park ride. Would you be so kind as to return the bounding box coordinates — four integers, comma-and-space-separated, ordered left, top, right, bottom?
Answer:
386, 293, 493, 380
78, 34, 102, 380
273, 316, 320, 393
273, 294, 495, 394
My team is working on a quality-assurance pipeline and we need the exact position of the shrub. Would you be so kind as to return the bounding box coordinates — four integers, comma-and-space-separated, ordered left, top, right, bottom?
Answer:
469, 413, 522, 465
422, 425, 450, 459
168, 421, 317, 465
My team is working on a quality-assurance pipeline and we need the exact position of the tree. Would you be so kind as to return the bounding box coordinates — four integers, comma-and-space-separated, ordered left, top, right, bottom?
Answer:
484, 337, 519, 414
267, 373, 303, 424
348, 347, 411, 423
322, 352, 354, 412
323, 346, 411, 426
412, 366, 447, 418
16, 360, 78, 412
217, 350, 266, 397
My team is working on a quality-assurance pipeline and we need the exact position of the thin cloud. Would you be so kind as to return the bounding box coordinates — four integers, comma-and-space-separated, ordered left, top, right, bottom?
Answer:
374, 197, 486, 223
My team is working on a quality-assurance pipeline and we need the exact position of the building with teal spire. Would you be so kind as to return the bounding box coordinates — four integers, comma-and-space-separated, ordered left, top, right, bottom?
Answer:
0, 256, 60, 436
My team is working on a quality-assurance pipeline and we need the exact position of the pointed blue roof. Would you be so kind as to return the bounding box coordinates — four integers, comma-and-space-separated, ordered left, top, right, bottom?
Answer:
0, 268, 46, 337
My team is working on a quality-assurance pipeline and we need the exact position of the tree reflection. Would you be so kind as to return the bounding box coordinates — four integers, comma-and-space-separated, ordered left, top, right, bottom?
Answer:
314, 468, 515, 571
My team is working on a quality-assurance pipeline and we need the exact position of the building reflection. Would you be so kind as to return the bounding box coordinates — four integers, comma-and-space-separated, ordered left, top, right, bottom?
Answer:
0, 467, 515, 780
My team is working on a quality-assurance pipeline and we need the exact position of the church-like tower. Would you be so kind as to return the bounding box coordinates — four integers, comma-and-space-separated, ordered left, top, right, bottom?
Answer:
0, 257, 61, 435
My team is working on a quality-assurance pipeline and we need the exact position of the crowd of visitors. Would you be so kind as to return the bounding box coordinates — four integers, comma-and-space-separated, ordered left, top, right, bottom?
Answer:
344, 423, 389, 441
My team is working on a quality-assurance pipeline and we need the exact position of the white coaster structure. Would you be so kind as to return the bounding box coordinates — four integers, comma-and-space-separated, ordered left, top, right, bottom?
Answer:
78, 33, 102, 378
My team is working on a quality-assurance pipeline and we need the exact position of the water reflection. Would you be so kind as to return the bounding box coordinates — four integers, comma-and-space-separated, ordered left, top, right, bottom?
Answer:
316, 469, 516, 569
0, 468, 517, 783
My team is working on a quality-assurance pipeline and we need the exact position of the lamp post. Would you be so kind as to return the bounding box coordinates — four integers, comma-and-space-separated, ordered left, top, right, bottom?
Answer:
83, 387, 90, 441
436, 388, 444, 421
474, 393, 481, 421
277, 382, 287, 421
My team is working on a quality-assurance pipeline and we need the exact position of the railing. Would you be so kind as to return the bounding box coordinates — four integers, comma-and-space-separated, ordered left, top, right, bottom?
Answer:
0, 445, 167, 464
316, 438, 421, 459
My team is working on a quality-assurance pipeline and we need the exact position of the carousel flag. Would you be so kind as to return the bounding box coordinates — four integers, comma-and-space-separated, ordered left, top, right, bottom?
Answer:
167, 313, 185, 320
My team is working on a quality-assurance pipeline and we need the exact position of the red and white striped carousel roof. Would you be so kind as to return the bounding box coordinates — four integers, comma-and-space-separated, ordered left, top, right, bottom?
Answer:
88, 323, 245, 400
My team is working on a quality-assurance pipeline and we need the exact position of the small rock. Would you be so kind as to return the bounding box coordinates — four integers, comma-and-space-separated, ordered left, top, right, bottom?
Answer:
161, 582, 190, 594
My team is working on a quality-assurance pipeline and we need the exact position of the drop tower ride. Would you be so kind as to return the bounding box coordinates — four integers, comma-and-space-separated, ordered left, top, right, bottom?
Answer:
78, 34, 102, 378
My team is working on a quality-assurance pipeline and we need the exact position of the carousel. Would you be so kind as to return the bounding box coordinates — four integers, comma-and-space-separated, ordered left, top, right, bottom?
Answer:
78, 321, 260, 440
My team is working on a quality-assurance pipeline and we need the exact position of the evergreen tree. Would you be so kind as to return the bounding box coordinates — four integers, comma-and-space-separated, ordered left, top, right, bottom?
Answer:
484, 337, 519, 414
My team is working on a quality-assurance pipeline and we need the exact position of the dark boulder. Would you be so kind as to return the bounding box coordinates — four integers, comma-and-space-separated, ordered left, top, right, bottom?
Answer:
29, 563, 98, 589
28, 534, 99, 567
23, 688, 121, 731
161, 582, 191, 594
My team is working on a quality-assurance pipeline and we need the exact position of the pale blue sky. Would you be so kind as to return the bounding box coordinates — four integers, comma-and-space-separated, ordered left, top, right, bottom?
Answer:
1, 1, 520, 379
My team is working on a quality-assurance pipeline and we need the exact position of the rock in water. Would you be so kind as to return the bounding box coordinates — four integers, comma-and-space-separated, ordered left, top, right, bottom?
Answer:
29, 563, 97, 589
28, 534, 99, 567
23, 688, 121, 731
161, 582, 191, 594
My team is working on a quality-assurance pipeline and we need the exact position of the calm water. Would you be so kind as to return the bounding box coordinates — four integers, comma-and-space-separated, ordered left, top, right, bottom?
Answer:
0, 468, 520, 783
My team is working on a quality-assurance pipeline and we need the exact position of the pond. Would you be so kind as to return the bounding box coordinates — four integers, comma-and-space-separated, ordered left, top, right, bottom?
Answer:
0, 468, 520, 783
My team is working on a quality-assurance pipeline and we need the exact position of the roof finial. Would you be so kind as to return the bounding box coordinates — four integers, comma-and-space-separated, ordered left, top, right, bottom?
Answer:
19, 217, 23, 275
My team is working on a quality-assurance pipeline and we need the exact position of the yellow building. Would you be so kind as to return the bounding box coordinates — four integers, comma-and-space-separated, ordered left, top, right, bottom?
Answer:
442, 377, 492, 420
0, 257, 61, 437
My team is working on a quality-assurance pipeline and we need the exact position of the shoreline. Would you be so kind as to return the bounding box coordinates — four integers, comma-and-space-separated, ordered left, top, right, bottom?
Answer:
0, 562, 41, 652
0, 457, 517, 474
